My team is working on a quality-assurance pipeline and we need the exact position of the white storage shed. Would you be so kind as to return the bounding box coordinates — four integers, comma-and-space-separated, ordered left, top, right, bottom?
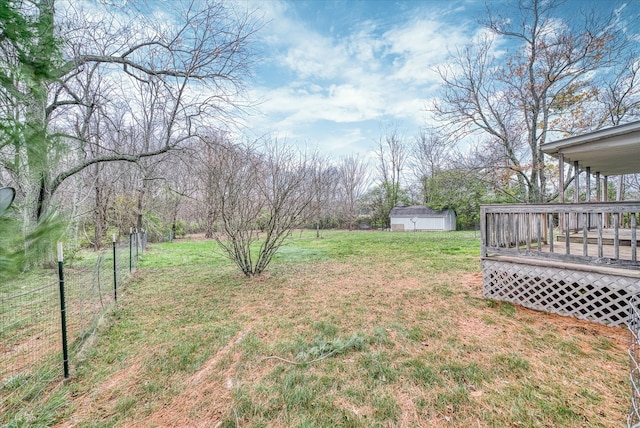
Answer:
389, 205, 456, 232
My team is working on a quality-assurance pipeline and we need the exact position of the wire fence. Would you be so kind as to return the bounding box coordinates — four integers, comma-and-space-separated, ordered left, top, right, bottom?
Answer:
0, 232, 145, 423
629, 294, 640, 427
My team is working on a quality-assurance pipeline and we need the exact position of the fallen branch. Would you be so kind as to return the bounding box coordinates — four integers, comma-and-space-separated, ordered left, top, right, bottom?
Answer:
261, 334, 365, 366
261, 350, 338, 366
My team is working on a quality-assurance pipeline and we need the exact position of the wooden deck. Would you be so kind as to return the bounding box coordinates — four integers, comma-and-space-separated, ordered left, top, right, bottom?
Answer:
532, 233, 637, 267
481, 202, 640, 326
481, 202, 639, 271
565, 229, 635, 246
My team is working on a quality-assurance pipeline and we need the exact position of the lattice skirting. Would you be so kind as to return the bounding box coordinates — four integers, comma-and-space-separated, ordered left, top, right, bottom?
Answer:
482, 259, 640, 326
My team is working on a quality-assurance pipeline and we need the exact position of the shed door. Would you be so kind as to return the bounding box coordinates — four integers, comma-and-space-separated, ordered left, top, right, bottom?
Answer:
418, 217, 443, 230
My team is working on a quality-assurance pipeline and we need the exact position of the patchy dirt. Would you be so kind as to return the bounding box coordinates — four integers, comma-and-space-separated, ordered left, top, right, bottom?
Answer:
140, 329, 251, 427
57, 362, 143, 428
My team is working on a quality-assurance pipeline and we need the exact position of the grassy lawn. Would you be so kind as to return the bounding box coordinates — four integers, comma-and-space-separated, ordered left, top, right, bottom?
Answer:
6, 230, 629, 427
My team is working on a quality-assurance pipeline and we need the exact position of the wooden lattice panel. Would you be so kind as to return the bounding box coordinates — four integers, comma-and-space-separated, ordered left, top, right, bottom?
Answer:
482, 259, 640, 326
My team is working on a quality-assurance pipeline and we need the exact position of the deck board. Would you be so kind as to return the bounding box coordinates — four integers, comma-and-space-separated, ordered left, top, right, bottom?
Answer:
562, 229, 635, 246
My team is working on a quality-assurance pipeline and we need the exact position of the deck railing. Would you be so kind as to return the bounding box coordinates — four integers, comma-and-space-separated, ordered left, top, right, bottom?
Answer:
481, 202, 639, 270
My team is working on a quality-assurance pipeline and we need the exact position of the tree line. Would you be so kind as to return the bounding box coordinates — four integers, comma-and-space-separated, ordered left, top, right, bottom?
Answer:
1, 0, 639, 278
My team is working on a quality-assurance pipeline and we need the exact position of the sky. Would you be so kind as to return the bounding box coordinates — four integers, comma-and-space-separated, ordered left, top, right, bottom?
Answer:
241, 0, 640, 160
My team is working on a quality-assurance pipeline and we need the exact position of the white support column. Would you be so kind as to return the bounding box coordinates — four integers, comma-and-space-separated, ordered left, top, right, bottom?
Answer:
558, 153, 565, 203
586, 166, 591, 201
604, 176, 609, 228
574, 161, 580, 203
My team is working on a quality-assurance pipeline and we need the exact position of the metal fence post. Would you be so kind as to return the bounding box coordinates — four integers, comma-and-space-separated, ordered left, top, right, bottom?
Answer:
135, 229, 139, 261
112, 234, 117, 302
129, 227, 133, 272
57, 243, 70, 379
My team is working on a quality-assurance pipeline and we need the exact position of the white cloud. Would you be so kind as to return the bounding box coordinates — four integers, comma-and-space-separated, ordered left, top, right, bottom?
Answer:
253, 82, 384, 127
282, 41, 348, 79
256, 1, 350, 80
345, 23, 385, 67
382, 16, 471, 86
246, 0, 479, 154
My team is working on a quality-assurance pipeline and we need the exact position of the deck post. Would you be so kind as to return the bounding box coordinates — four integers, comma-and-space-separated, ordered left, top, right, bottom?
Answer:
558, 153, 565, 233
583, 213, 588, 256
586, 167, 592, 229
558, 153, 565, 202
574, 161, 580, 232
526, 213, 531, 251
515, 215, 520, 251
596, 172, 601, 201
547, 213, 554, 253
480, 206, 487, 257
586, 167, 591, 201
597, 212, 603, 258
614, 214, 620, 259
632, 213, 637, 262
574, 161, 580, 202
604, 176, 609, 228
537, 214, 542, 252
565, 212, 570, 254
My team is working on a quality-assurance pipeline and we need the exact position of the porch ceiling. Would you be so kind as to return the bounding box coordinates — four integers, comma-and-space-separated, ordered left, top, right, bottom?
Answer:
541, 120, 640, 176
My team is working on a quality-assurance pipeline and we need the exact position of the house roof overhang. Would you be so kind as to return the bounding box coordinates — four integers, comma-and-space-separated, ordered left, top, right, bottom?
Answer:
541, 120, 640, 176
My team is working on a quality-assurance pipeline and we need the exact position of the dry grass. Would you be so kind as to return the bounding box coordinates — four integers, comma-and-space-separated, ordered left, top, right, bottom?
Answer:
6, 231, 628, 427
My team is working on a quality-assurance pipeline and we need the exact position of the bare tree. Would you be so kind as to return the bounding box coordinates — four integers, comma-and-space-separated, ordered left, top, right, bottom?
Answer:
209, 139, 316, 277
1, 0, 259, 229
336, 155, 370, 230
625, 175, 640, 200
596, 54, 640, 127
374, 126, 407, 228
309, 156, 339, 237
197, 130, 234, 238
202, 141, 220, 239
163, 153, 201, 239
432, 0, 627, 202
410, 130, 450, 204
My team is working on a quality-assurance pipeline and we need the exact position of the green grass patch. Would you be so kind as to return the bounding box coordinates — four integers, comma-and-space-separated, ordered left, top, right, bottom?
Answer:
491, 352, 530, 377
2, 230, 629, 427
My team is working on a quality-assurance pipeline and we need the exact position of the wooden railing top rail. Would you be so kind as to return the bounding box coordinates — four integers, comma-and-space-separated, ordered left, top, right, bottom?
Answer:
481, 201, 640, 214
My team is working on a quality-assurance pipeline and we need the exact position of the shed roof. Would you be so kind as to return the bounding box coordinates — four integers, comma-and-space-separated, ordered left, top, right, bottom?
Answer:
389, 205, 450, 217
541, 120, 640, 176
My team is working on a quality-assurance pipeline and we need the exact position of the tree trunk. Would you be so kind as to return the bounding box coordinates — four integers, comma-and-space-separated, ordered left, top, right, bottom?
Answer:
617, 175, 624, 201
94, 184, 103, 250
24, 0, 57, 223
136, 186, 144, 233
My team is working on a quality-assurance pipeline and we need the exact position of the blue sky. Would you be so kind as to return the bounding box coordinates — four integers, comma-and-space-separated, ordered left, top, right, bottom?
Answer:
243, 0, 640, 159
